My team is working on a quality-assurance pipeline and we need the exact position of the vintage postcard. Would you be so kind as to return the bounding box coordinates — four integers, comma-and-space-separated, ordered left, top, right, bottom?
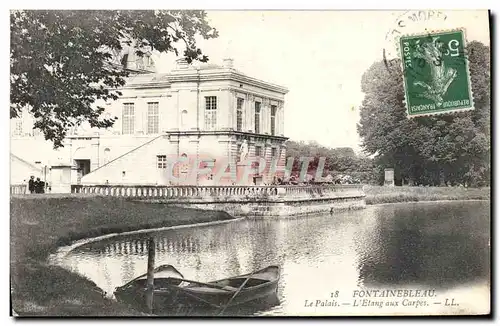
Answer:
10, 9, 491, 317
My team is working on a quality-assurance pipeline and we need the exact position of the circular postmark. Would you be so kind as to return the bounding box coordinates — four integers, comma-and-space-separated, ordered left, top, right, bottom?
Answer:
382, 10, 470, 72
383, 10, 448, 60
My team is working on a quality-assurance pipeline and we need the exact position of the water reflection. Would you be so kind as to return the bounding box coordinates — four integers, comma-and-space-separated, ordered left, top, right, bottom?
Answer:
355, 202, 490, 288
60, 201, 490, 316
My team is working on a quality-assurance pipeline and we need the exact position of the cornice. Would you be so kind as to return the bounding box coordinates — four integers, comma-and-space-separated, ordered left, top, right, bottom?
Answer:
168, 69, 288, 95
121, 81, 171, 90
166, 130, 288, 141
230, 89, 284, 104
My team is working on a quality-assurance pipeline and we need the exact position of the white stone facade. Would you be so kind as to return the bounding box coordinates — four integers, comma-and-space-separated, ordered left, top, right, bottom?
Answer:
10, 58, 288, 187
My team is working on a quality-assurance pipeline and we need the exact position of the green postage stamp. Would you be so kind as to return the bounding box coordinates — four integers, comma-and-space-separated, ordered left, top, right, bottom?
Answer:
399, 29, 474, 117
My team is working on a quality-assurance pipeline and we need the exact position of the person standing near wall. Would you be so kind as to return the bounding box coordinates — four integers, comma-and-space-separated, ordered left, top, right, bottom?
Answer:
35, 177, 45, 194
28, 176, 35, 194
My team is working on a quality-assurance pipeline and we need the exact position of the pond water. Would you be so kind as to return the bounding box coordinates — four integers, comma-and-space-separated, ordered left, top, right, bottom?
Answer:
56, 201, 490, 316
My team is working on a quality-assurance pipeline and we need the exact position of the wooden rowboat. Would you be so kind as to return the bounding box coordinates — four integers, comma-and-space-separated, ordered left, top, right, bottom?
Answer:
114, 265, 280, 313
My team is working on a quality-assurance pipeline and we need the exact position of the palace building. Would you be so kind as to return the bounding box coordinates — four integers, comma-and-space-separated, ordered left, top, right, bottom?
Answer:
10, 50, 289, 187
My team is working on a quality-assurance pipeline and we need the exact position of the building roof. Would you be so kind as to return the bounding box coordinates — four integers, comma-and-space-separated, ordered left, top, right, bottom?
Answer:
124, 73, 171, 87
192, 62, 250, 76
10, 153, 42, 171
196, 63, 223, 70
122, 59, 288, 94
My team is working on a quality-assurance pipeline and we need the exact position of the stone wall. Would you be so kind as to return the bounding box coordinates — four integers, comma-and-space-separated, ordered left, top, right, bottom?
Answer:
118, 184, 367, 218
69, 184, 366, 217
170, 197, 366, 218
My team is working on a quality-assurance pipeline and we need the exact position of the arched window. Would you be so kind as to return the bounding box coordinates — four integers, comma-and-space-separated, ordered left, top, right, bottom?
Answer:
181, 110, 188, 129
104, 148, 111, 165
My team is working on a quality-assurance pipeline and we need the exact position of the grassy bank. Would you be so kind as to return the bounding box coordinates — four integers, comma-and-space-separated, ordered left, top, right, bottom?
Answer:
10, 195, 234, 316
364, 186, 490, 205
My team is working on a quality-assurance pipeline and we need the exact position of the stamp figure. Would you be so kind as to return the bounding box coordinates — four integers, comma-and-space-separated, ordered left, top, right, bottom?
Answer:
399, 29, 474, 117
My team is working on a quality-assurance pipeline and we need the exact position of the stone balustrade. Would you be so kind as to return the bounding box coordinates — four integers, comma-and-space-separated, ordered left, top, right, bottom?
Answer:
281, 184, 363, 198
10, 184, 27, 195
70, 184, 365, 202
11, 183, 365, 217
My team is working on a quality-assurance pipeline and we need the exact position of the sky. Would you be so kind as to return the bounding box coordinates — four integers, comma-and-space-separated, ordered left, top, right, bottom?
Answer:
133, 10, 489, 152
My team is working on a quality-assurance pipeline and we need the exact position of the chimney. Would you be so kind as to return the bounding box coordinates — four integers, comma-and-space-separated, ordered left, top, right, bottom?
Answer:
222, 58, 234, 69
176, 58, 189, 69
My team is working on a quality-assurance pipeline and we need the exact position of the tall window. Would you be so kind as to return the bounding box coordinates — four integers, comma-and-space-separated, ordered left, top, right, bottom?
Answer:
13, 119, 22, 136
255, 146, 262, 157
271, 147, 277, 158
254, 102, 261, 134
236, 98, 244, 131
254, 146, 262, 170
205, 96, 217, 130
157, 155, 167, 169
122, 103, 135, 134
147, 102, 159, 134
271, 105, 277, 136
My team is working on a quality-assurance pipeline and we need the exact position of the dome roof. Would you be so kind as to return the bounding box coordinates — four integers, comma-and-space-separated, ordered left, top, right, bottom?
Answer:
119, 46, 156, 73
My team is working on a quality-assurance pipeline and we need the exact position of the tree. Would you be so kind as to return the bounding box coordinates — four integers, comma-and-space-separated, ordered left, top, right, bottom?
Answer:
10, 10, 218, 148
331, 147, 356, 158
357, 41, 490, 186
284, 140, 374, 182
